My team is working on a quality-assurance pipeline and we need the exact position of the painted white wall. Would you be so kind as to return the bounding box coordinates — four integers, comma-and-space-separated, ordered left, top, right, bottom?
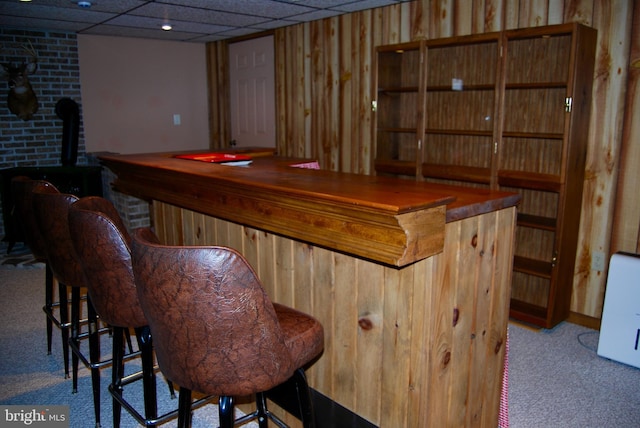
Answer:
78, 34, 210, 154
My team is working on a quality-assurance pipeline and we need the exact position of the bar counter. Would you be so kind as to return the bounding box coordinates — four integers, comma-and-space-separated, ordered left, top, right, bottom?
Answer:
100, 152, 520, 427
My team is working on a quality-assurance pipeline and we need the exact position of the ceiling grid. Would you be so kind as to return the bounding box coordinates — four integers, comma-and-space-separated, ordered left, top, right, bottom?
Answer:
0, 0, 411, 42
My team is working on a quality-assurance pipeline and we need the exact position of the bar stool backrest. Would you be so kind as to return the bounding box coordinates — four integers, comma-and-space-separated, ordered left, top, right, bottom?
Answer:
131, 227, 296, 397
32, 183, 84, 288
68, 196, 147, 328
11, 176, 49, 260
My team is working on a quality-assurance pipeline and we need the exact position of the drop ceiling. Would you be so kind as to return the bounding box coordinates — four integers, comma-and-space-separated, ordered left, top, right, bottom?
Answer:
0, 0, 411, 43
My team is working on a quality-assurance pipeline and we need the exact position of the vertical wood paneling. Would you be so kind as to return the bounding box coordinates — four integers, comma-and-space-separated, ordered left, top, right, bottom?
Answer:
310, 20, 324, 162
484, 208, 515, 425
206, 42, 229, 149
547, 1, 565, 24
359, 10, 375, 174
327, 19, 340, 171
484, 0, 505, 32
202, 214, 217, 246
180, 209, 196, 245
380, 265, 412, 426
429, 0, 454, 38
332, 252, 358, 407
466, 211, 495, 426
410, 0, 428, 40
354, 260, 385, 423
611, 4, 640, 254
426, 219, 458, 423
208, 0, 638, 324
382, 4, 402, 43
339, 14, 353, 172
454, 1, 472, 35
519, 0, 549, 26
273, 234, 293, 303
450, 218, 478, 427
153, 201, 514, 426
406, 257, 433, 426
241, 226, 259, 274
312, 246, 334, 393
563, 0, 594, 24
292, 239, 316, 385
214, 215, 230, 247
503, 0, 521, 28
573, 1, 633, 318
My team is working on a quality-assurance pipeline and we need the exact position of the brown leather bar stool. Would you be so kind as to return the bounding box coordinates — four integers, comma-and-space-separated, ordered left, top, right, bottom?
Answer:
32, 183, 107, 428
68, 196, 184, 428
10, 177, 69, 374
131, 227, 325, 428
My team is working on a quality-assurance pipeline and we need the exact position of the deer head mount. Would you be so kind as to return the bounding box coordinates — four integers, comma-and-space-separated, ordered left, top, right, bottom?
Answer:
1, 41, 39, 121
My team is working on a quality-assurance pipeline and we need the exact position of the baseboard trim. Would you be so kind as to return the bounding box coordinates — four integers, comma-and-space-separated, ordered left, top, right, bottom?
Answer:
267, 383, 377, 428
568, 311, 601, 330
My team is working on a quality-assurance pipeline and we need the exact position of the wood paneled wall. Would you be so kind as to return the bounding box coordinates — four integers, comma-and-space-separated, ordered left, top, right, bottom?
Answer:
612, 4, 640, 254
207, 1, 638, 324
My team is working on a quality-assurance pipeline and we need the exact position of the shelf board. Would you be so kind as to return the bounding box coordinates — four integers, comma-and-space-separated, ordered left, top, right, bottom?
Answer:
422, 163, 491, 184
374, 160, 416, 177
426, 83, 495, 91
513, 255, 553, 279
377, 127, 418, 134
498, 170, 562, 192
425, 128, 493, 137
378, 86, 420, 93
517, 213, 557, 231
502, 131, 564, 139
505, 81, 567, 89
509, 299, 549, 328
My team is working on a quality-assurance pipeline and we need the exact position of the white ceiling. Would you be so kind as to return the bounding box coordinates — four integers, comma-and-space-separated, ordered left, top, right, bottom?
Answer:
0, 0, 411, 43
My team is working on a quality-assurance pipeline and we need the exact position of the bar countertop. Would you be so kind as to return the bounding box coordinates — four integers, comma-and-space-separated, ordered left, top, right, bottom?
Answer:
99, 151, 520, 267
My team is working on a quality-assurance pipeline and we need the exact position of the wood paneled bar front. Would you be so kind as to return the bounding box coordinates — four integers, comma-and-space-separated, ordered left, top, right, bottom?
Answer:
99, 152, 520, 428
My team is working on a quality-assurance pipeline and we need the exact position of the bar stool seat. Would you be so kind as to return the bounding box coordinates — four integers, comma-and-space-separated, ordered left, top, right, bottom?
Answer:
131, 227, 324, 428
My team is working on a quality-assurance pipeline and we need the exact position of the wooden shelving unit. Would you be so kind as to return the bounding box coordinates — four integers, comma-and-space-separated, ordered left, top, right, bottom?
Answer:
373, 23, 597, 328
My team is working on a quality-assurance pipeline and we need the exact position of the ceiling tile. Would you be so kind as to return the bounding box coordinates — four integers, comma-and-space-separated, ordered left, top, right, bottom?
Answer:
0, 0, 412, 42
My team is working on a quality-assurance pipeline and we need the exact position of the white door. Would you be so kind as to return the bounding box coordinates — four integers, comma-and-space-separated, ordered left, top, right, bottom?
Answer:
229, 35, 275, 148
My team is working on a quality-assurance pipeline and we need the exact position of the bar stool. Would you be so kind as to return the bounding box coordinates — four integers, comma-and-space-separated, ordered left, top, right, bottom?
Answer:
68, 196, 183, 427
31, 183, 107, 428
131, 227, 324, 428
10, 177, 69, 375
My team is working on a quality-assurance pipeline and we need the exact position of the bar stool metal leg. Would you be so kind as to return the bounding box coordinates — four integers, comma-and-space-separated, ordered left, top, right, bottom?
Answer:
70, 286, 81, 394
292, 368, 315, 428
136, 325, 158, 428
58, 281, 70, 379
177, 389, 192, 428
87, 297, 102, 428
219, 396, 235, 428
111, 326, 125, 428
255, 393, 269, 428
44, 265, 54, 355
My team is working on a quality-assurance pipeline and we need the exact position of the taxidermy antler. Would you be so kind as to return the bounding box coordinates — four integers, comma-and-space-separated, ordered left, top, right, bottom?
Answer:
1, 41, 39, 121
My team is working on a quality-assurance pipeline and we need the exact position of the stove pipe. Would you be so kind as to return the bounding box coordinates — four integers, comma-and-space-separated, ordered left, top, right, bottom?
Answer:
55, 98, 80, 167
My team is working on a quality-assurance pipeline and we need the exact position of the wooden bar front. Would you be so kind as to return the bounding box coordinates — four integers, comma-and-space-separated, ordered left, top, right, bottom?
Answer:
100, 152, 519, 427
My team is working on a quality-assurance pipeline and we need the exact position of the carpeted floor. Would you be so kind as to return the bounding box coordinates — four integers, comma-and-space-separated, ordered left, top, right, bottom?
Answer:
1, 252, 639, 427
0, 242, 44, 269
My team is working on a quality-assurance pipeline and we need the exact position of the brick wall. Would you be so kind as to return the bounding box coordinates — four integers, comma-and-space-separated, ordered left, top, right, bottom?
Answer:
0, 28, 150, 243
0, 28, 87, 169
100, 166, 151, 232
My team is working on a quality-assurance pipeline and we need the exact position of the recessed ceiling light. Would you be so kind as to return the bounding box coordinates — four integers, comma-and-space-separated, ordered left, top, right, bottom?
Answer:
161, 24, 172, 31
77, 0, 92, 7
